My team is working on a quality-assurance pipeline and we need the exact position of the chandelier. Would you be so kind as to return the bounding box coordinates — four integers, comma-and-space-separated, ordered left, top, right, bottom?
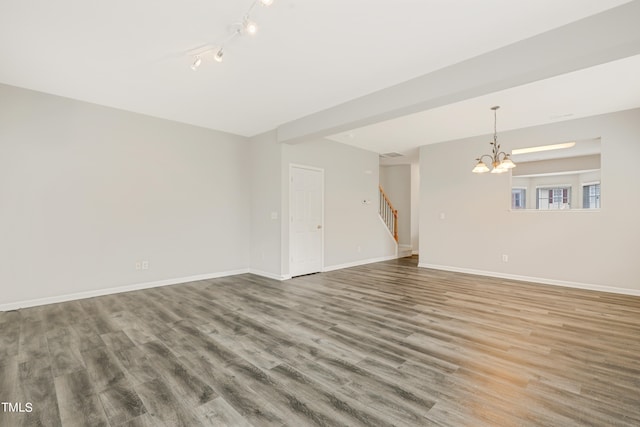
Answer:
472, 106, 516, 174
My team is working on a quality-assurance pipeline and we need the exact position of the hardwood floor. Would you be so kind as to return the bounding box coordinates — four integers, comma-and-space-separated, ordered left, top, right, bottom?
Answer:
1, 256, 639, 426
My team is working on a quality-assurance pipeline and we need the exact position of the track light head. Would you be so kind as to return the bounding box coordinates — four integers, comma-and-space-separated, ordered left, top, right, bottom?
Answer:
214, 48, 224, 63
190, 56, 202, 71
243, 18, 258, 35
260, 0, 274, 6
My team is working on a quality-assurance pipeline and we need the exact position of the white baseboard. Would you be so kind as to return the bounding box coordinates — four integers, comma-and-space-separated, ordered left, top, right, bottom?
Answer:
398, 244, 412, 257
0, 268, 250, 312
323, 255, 399, 272
418, 263, 640, 297
248, 269, 291, 281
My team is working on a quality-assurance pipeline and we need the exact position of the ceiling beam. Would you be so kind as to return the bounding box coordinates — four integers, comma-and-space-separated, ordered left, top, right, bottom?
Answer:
277, 1, 640, 145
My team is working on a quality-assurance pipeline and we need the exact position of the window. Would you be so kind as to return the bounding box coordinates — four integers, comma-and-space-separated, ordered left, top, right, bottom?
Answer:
536, 187, 571, 210
511, 138, 601, 210
583, 183, 600, 209
511, 188, 526, 209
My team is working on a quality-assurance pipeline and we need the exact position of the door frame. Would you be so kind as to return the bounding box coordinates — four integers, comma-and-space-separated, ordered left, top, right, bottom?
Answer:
288, 163, 325, 276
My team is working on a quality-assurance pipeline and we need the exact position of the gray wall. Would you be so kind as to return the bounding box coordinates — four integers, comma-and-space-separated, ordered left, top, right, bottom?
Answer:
410, 163, 420, 253
379, 165, 411, 246
0, 84, 251, 307
248, 133, 398, 278
282, 139, 396, 274
0, 84, 399, 307
249, 131, 283, 278
419, 108, 640, 292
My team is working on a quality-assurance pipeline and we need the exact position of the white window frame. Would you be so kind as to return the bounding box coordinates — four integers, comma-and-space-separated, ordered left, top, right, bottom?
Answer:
581, 181, 601, 209
536, 185, 572, 210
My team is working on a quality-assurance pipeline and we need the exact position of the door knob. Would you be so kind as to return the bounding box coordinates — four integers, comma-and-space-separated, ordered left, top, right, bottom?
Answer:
317, 225, 322, 229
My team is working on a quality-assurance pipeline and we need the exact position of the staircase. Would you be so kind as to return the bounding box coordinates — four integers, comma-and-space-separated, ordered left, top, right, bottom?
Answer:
379, 185, 398, 243
379, 185, 412, 257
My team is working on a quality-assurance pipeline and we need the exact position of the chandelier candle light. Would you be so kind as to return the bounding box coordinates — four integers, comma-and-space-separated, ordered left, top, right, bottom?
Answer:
472, 106, 516, 174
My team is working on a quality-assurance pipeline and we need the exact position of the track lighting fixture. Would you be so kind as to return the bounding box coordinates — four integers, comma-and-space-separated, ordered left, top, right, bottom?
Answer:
186, 0, 274, 70
190, 56, 202, 71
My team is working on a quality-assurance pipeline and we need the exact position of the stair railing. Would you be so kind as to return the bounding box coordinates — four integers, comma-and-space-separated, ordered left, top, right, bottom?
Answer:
379, 185, 398, 242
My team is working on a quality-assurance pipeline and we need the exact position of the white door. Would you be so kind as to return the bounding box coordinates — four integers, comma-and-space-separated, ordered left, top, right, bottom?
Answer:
290, 165, 324, 277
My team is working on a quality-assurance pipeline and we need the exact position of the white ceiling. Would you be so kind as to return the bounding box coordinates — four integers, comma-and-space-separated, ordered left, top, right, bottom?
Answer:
328, 54, 640, 155
0, 0, 632, 138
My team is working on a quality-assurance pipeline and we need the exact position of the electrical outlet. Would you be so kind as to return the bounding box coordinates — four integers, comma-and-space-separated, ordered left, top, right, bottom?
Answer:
502, 254, 509, 263
135, 261, 141, 270
357, 246, 362, 253
141, 260, 149, 270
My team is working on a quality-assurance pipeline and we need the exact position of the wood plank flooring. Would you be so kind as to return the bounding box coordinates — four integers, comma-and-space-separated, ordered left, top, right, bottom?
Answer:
1, 256, 640, 426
